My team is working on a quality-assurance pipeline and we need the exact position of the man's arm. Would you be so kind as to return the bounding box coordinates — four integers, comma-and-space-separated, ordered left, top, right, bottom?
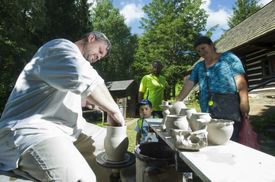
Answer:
235, 75, 250, 118
86, 82, 125, 126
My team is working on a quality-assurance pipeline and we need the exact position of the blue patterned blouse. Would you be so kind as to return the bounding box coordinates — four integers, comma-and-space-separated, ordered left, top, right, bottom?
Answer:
189, 51, 245, 112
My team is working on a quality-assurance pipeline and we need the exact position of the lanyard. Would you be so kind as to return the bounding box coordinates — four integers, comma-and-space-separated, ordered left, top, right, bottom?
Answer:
203, 63, 214, 107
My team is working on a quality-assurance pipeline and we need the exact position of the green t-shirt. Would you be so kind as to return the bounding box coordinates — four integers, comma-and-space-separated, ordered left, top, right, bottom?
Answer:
139, 74, 167, 111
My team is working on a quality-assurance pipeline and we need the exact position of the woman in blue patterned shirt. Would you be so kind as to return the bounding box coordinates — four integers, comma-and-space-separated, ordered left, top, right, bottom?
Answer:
176, 36, 249, 142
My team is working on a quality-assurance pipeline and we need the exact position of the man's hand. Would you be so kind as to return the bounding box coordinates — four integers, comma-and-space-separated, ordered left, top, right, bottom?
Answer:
107, 111, 125, 126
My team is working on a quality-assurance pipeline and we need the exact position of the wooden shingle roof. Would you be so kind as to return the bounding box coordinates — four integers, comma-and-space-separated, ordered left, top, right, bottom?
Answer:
106, 80, 135, 91
216, 1, 275, 52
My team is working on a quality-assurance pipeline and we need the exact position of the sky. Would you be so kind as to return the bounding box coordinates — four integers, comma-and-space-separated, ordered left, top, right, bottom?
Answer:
111, 0, 272, 41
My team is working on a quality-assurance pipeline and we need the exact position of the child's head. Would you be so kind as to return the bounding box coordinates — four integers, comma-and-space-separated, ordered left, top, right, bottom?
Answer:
138, 100, 153, 118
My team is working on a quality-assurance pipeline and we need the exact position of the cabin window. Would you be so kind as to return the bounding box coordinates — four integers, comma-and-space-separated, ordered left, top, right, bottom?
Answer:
263, 55, 275, 77
272, 59, 275, 73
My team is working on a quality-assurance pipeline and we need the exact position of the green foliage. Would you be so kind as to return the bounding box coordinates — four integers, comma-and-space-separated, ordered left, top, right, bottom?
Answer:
132, 0, 208, 99
0, 0, 40, 111
91, 0, 138, 81
0, 0, 92, 112
42, 0, 92, 42
174, 82, 200, 111
228, 0, 261, 28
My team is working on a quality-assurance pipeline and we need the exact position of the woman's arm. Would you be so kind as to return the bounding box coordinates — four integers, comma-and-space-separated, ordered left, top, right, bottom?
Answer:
176, 79, 195, 101
235, 75, 250, 118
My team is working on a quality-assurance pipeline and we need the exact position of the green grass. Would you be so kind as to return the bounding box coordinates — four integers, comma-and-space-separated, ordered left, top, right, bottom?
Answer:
186, 102, 200, 112
126, 119, 138, 152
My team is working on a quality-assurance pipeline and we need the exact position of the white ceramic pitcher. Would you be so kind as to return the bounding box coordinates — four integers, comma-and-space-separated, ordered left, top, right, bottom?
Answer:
165, 115, 189, 134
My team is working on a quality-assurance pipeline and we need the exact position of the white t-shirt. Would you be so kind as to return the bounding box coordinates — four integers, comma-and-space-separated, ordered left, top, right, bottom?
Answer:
0, 39, 104, 170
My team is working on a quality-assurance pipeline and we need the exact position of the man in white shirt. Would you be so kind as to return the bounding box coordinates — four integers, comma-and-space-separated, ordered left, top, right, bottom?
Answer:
0, 32, 124, 181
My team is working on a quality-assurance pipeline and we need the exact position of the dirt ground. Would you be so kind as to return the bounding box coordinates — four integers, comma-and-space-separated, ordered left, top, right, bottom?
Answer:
249, 88, 275, 116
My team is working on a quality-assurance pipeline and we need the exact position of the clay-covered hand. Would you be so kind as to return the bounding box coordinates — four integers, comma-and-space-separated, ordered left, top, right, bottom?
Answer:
107, 111, 125, 126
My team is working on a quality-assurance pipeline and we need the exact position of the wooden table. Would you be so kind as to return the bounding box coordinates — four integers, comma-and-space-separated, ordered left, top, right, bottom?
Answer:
146, 118, 275, 182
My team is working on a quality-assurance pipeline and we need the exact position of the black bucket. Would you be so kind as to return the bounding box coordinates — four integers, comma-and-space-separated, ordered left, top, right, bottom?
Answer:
135, 142, 182, 182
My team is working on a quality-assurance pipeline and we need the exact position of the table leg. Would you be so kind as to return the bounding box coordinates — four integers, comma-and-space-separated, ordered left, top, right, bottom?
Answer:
175, 152, 196, 182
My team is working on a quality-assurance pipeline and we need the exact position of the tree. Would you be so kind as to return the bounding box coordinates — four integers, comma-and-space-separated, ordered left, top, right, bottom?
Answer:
0, 0, 42, 112
91, 0, 138, 81
132, 0, 208, 98
0, 0, 92, 112
228, 0, 261, 28
42, 0, 92, 43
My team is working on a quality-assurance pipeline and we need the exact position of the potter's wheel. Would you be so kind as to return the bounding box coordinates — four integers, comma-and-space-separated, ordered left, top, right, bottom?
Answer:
96, 151, 135, 169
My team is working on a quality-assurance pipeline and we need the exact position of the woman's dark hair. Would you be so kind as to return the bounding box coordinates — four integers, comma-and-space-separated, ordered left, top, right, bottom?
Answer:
193, 36, 213, 48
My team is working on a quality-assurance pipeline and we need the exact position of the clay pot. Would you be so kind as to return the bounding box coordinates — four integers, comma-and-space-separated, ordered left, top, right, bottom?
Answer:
162, 105, 171, 117
207, 119, 234, 145
165, 115, 189, 134
170, 101, 186, 115
171, 129, 208, 150
104, 125, 129, 161
162, 101, 170, 107
173, 116, 189, 131
165, 115, 177, 134
161, 103, 171, 131
189, 112, 211, 131
180, 108, 196, 118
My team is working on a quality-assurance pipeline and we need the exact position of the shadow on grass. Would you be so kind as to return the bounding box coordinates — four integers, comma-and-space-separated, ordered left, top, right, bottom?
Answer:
249, 105, 275, 156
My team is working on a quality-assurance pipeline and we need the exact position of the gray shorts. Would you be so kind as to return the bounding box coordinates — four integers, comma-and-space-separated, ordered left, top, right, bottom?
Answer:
13, 124, 111, 182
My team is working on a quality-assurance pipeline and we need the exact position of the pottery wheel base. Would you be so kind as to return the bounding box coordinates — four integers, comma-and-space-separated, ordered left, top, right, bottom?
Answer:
96, 151, 135, 169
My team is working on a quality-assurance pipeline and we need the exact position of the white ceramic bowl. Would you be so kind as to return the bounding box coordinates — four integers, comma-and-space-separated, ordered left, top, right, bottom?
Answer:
207, 119, 234, 145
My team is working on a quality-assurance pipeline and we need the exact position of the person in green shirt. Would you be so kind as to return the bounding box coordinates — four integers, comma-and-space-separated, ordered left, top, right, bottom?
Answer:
138, 61, 168, 118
